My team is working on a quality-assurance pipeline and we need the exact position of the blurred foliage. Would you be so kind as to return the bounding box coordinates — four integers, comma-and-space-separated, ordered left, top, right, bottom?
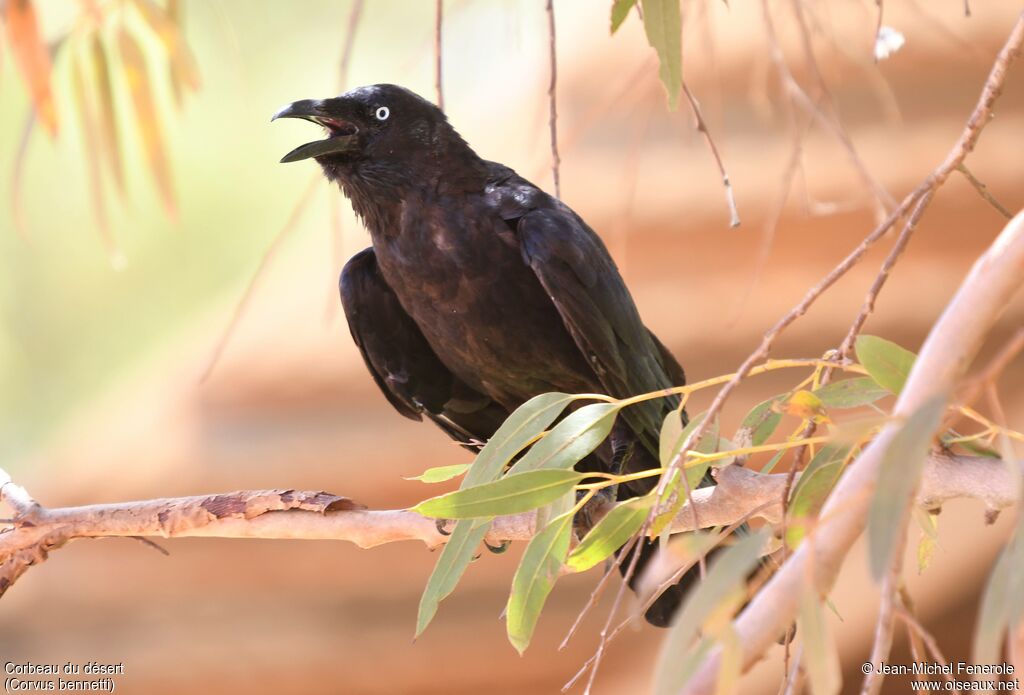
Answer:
407, 337, 1024, 661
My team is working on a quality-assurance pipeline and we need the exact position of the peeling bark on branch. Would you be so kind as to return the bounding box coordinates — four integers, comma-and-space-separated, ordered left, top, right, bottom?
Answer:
1, 450, 1016, 600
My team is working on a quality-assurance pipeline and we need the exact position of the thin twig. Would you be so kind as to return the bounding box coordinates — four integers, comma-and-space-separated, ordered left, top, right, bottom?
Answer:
765, 0, 895, 217
873, 0, 885, 62
434, 0, 444, 110
779, 643, 804, 695
895, 604, 956, 685
839, 190, 936, 359
582, 536, 644, 695
11, 111, 37, 242
558, 535, 638, 651
199, 175, 320, 383
564, 505, 774, 692
545, 0, 561, 198
954, 326, 1024, 416
861, 567, 901, 695
338, 0, 365, 90
958, 163, 1014, 220
681, 80, 740, 228
654, 8, 1024, 513
728, 103, 807, 325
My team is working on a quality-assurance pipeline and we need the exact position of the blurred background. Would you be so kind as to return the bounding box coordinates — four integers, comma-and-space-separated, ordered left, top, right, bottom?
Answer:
1, 1, 1022, 693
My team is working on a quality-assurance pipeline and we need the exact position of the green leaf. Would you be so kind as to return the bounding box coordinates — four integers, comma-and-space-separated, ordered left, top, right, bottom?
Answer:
913, 507, 939, 574
655, 529, 767, 694
973, 533, 1024, 666
640, 0, 682, 110
415, 392, 575, 638
652, 414, 716, 538
855, 335, 917, 395
786, 444, 850, 547
659, 408, 685, 469
813, 377, 889, 409
799, 590, 842, 695
867, 395, 947, 580
507, 402, 620, 473
416, 518, 491, 638
952, 435, 1002, 459
506, 510, 575, 654
610, 0, 636, 33
414, 469, 584, 520
656, 637, 713, 695
974, 437, 1024, 665
738, 397, 784, 447
463, 392, 576, 487
404, 463, 470, 483
566, 495, 655, 572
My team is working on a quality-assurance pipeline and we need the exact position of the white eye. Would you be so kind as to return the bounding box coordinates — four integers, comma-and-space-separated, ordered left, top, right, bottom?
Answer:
375, 106, 390, 121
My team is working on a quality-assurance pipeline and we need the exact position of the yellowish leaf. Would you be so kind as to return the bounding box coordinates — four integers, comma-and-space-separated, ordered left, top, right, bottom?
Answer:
91, 33, 124, 193
118, 27, 177, 218
132, 0, 201, 97
773, 389, 830, 424
4, 0, 58, 136
913, 507, 939, 574
70, 47, 116, 256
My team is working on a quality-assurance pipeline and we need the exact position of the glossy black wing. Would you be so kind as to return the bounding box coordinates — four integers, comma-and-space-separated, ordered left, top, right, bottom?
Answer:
340, 248, 509, 449
506, 192, 682, 452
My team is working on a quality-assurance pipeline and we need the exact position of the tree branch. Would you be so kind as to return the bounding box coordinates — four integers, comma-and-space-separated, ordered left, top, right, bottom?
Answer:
2, 449, 1016, 600
681, 205, 1024, 694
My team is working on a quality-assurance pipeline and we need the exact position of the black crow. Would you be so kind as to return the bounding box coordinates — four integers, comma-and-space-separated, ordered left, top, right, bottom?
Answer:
273, 84, 699, 626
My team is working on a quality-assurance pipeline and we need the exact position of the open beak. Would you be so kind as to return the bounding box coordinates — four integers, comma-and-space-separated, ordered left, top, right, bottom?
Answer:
272, 98, 360, 163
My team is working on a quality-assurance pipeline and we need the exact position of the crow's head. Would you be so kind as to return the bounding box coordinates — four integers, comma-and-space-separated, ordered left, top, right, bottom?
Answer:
273, 84, 468, 183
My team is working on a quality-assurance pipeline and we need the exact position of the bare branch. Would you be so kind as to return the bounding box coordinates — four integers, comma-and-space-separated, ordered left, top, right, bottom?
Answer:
546, 0, 561, 198
2, 450, 1015, 601
681, 80, 740, 228
955, 326, 1024, 414
838, 190, 936, 359
434, 0, 444, 110
338, 0, 365, 90
958, 163, 1015, 220
654, 8, 1024, 518
199, 174, 320, 383
860, 565, 901, 695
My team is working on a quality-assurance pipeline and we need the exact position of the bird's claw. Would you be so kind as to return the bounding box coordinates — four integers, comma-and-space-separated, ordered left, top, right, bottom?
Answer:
435, 519, 452, 536
484, 539, 510, 554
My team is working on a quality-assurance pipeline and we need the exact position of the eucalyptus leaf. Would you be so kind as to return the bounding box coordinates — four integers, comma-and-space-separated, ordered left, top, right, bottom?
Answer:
974, 438, 1024, 664
786, 444, 850, 547
566, 495, 655, 573
507, 402, 620, 474
868, 395, 947, 580
737, 396, 784, 447
813, 377, 889, 409
799, 589, 842, 695
405, 463, 470, 483
416, 519, 491, 638
652, 414, 716, 538
463, 392, 576, 487
611, 0, 636, 33
855, 335, 916, 395
414, 469, 584, 519
415, 392, 575, 638
640, 0, 682, 110
506, 510, 575, 654
655, 529, 767, 694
